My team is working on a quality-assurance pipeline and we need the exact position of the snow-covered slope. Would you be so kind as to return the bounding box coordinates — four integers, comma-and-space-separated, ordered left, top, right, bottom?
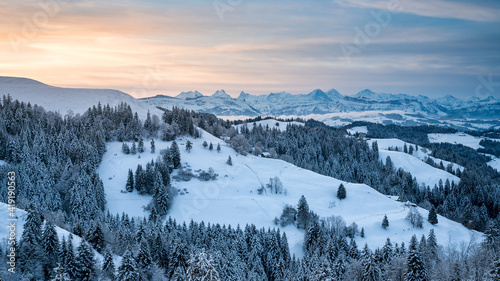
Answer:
428, 133, 486, 150
366, 138, 461, 188
0, 203, 103, 263
97, 130, 479, 257
234, 119, 304, 133
0, 77, 163, 120
379, 150, 460, 188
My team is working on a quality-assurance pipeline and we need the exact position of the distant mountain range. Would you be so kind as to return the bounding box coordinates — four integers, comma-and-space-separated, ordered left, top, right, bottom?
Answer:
1, 77, 499, 130
141, 88, 500, 119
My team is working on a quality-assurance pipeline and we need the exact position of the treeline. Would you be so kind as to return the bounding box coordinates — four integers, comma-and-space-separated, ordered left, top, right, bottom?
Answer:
4, 198, 500, 280
345, 121, 457, 146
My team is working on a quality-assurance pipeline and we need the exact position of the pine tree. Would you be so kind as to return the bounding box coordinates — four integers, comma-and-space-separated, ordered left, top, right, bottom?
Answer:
337, 183, 346, 200
19, 207, 44, 278
102, 248, 116, 281
42, 221, 61, 278
126, 169, 134, 192
362, 244, 382, 281
131, 141, 137, 155
361, 227, 365, 238
404, 235, 429, 281
117, 249, 139, 281
170, 141, 181, 169
122, 143, 130, 154
137, 238, 154, 280
428, 206, 438, 225
296, 195, 311, 229
226, 156, 232, 166
75, 240, 97, 281
426, 229, 438, 261
186, 248, 220, 281
66, 234, 77, 280
209, 142, 214, 151
203, 141, 208, 148
150, 139, 155, 153
186, 140, 193, 152
138, 138, 145, 153
88, 223, 105, 253
382, 215, 389, 229
51, 263, 71, 281
137, 238, 153, 269
216, 143, 221, 153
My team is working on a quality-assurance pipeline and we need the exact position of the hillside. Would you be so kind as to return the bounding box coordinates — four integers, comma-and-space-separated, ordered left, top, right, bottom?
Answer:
97, 127, 479, 257
0, 77, 163, 120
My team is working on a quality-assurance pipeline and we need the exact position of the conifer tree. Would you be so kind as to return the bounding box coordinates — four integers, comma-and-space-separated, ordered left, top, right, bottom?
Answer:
42, 221, 61, 278
75, 240, 97, 281
362, 244, 382, 281
337, 183, 347, 200
226, 156, 232, 166
126, 169, 134, 192
170, 141, 181, 169
209, 142, 214, 151
88, 223, 105, 253
51, 263, 70, 281
404, 235, 429, 281
203, 141, 208, 149
117, 249, 139, 281
150, 139, 155, 153
102, 248, 116, 281
65, 234, 77, 280
131, 141, 137, 155
186, 140, 193, 152
122, 143, 130, 154
138, 138, 145, 153
428, 206, 438, 225
296, 195, 311, 229
186, 248, 220, 281
216, 143, 221, 153
19, 207, 44, 278
382, 215, 389, 229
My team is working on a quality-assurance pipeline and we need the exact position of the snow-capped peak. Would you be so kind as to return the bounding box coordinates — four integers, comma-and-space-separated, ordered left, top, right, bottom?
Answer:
176, 91, 204, 100
212, 89, 231, 99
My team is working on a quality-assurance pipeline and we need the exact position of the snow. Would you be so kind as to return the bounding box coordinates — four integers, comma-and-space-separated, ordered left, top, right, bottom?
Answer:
347, 126, 368, 135
234, 119, 304, 133
487, 157, 500, 172
368, 138, 464, 173
378, 150, 460, 188
98, 130, 479, 258
0, 160, 6, 166
428, 133, 485, 150
0, 76, 163, 120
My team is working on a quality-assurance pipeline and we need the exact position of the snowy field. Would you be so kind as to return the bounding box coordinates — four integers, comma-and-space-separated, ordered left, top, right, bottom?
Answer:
428, 132, 500, 171
347, 126, 368, 135
367, 138, 461, 188
428, 133, 486, 150
234, 119, 304, 132
98, 130, 479, 257
378, 150, 460, 188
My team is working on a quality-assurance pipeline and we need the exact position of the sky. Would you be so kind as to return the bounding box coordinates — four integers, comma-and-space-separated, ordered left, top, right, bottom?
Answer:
1, 0, 499, 99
